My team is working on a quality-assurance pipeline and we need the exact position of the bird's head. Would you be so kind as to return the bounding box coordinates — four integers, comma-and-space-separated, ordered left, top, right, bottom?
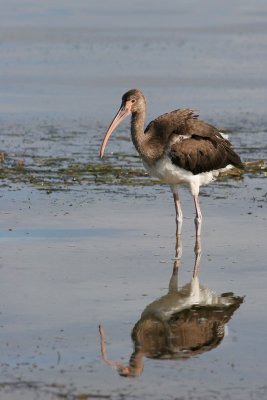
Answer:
121, 89, 146, 113
99, 89, 145, 158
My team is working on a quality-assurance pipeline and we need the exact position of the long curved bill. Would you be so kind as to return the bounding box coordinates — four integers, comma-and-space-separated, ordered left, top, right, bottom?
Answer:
99, 105, 131, 158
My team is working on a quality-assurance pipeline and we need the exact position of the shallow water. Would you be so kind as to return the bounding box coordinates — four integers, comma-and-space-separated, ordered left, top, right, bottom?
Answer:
0, 1, 267, 399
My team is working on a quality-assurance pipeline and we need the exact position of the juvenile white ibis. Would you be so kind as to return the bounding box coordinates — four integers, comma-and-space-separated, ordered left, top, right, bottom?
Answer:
100, 89, 244, 236
99, 235, 243, 377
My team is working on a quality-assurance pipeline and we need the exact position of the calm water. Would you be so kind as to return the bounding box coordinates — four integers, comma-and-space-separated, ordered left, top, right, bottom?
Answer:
0, 1, 267, 399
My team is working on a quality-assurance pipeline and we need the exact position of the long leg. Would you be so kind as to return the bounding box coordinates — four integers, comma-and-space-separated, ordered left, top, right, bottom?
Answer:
172, 190, 183, 236
193, 235, 201, 277
174, 230, 183, 261
193, 194, 202, 236
169, 233, 182, 294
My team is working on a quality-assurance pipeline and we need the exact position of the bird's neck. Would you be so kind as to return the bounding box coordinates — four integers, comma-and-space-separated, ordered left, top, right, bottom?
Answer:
131, 111, 164, 165
131, 111, 146, 152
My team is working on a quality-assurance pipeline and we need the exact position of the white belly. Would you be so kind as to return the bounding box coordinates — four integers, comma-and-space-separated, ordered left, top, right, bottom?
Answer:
141, 277, 227, 322
143, 156, 220, 196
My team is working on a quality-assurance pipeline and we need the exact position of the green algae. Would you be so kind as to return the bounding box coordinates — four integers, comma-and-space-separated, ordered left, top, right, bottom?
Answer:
0, 158, 266, 192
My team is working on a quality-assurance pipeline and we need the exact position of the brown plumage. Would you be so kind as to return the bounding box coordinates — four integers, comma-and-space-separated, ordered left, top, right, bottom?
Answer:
98, 236, 244, 377
145, 109, 243, 174
100, 89, 244, 236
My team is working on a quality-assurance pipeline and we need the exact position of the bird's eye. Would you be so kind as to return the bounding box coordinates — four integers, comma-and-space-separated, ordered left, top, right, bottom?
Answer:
131, 99, 136, 104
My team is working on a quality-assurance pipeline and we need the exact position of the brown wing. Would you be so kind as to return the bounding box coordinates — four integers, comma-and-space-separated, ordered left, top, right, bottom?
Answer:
168, 118, 244, 174
144, 109, 198, 140
145, 109, 243, 172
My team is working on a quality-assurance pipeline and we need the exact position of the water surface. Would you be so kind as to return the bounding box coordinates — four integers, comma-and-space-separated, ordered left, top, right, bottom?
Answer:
0, 1, 267, 399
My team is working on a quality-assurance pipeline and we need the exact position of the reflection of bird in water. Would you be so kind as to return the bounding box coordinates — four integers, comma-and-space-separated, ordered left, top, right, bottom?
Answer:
99, 235, 243, 377
100, 89, 244, 236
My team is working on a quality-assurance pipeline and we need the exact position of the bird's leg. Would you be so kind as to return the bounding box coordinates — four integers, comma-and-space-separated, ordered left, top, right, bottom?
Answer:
172, 191, 183, 236
174, 231, 183, 261
193, 235, 202, 278
193, 194, 202, 236
169, 233, 183, 294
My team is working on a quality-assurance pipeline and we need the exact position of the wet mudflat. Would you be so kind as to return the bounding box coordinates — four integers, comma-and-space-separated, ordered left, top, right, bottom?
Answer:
0, 1, 267, 399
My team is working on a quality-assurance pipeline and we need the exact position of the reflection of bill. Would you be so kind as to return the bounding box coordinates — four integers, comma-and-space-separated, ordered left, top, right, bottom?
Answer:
99, 235, 243, 377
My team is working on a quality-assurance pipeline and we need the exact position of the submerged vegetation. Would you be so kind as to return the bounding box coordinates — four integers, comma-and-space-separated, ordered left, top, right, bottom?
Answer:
0, 151, 266, 192
0, 123, 266, 192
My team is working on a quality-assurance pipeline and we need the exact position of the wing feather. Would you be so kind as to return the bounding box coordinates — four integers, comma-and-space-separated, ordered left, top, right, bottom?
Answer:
144, 108, 244, 172
144, 109, 198, 139
170, 137, 243, 174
